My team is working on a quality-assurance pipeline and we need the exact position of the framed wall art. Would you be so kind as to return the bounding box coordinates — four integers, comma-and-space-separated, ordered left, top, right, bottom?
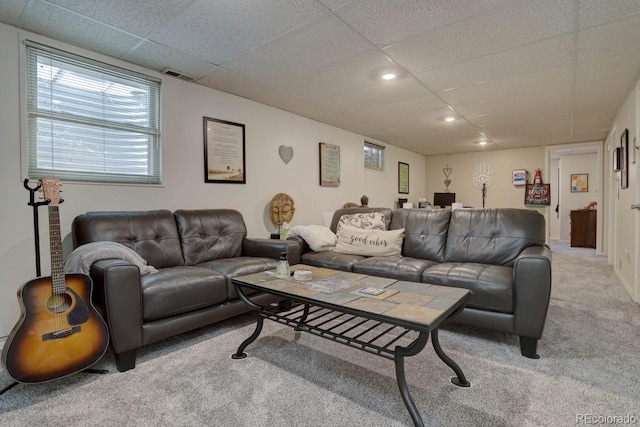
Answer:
620, 128, 629, 189
570, 173, 588, 192
203, 117, 246, 184
319, 142, 340, 187
524, 183, 550, 206
398, 162, 409, 194
512, 169, 527, 186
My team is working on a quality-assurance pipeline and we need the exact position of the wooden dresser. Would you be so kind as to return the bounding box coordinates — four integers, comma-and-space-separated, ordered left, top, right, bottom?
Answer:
570, 209, 597, 248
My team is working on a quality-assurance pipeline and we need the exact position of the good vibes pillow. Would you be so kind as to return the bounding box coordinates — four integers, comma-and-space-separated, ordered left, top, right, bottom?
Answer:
334, 226, 404, 257
337, 212, 386, 233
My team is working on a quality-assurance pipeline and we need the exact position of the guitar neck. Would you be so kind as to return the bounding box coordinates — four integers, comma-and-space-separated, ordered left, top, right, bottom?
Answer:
48, 204, 66, 295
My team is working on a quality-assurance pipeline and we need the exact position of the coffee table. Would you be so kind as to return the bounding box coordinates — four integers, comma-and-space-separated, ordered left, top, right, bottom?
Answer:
231, 265, 471, 427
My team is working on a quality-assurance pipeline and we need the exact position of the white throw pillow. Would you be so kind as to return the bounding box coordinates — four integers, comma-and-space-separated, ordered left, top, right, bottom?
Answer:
287, 225, 337, 252
334, 226, 404, 257
336, 212, 386, 233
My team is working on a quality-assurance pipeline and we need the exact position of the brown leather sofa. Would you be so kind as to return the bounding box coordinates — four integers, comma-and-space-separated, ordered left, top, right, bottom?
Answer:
72, 208, 300, 372
294, 207, 552, 358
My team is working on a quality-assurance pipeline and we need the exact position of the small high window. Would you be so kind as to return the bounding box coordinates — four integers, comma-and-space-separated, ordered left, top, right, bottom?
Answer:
364, 141, 385, 171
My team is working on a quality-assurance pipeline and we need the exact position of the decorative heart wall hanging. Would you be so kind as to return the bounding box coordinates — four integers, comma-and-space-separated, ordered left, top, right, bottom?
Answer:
279, 145, 294, 164
443, 164, 452, 192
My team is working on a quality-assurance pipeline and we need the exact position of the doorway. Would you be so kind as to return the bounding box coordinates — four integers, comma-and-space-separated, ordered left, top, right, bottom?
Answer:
545, 142, 604, 253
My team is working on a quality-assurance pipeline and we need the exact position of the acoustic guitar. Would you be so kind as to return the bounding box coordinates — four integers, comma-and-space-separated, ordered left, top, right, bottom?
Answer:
1, 178, 109, 383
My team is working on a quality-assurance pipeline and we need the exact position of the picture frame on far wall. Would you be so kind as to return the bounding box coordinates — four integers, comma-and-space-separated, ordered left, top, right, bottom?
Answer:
203, 117, 246, 184
319, 142, 340, 187
620, 128, 629, 189
570, 173, 588, 192
512, 169, 527, 186
398, 162, 409, 194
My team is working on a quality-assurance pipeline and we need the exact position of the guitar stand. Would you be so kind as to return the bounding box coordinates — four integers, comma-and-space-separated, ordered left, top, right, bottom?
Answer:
0, 381, 18, 396
23, 179, 55, 277
83, 368, 109, 375
0, 368, 110, 396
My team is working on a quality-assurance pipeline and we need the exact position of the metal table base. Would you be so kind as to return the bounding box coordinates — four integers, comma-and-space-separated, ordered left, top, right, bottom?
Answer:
231, 293, 470, 427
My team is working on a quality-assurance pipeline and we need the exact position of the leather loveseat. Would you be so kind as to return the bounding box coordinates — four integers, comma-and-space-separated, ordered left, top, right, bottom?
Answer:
293, 207, 552, 358
71, 209, 300, 372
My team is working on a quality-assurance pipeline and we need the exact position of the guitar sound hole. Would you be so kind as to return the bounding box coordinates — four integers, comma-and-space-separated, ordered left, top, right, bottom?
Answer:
46, 293, 72, 314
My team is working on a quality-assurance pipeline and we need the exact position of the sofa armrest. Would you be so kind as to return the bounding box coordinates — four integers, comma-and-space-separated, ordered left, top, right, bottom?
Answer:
287, 236, 310, 254
513, 245, 552, 339
89, 259, 143, 355
242, 238, 301, 264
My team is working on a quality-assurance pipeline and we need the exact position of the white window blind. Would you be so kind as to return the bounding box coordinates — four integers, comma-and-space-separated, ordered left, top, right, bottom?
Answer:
364, 141, 385, 171
26, 41, 162, 184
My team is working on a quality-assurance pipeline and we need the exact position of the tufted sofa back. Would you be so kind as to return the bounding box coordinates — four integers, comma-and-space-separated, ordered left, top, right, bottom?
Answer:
72, 209, 185, 268
390, 208, 451, 262
174, 209, 247, 265
444, 208, 545, 266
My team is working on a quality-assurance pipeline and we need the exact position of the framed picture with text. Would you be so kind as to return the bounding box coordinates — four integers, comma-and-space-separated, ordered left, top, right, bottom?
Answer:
319, 142, 340, 187
204, 117, 246, 184
398, 162, 409, 194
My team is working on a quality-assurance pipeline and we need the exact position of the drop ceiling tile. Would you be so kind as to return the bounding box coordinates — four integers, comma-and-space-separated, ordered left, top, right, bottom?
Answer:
571, 112, 612, 142
151, 0, 328, 64
333, 0, 508, 47
574, 49, 640, 110
123, 40, 217, 79
382, 111, 486, 144
198, 66, 329, 118
416, 35, 574, 92
480, 118, 572, 146
223, 15, 374, 87
439, 68, 572, 111
0, 0, 27, 25
311, 76, 433, 111
47, 0, 193, 37
317, 0, 352, 11
274, 50, 397, 100
578, 0, 640, 29
577, 13, 640, 63
351, 94, 448, 123
20, 0, 142, 58
384, 0, 575, 73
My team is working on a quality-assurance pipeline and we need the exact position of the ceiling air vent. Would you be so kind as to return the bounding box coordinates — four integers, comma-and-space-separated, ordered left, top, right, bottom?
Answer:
161, 69, 194, 82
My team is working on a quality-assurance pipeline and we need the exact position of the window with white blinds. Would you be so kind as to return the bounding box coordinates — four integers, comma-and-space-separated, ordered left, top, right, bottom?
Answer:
26, 41, 162, 184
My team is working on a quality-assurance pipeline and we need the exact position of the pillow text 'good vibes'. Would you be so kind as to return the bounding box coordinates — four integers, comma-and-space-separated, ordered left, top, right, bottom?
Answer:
335, 226, 404, 257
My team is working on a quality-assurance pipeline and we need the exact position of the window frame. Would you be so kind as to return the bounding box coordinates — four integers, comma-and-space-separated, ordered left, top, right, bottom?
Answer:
364, 141, 385, 172
23, 40, 162, 185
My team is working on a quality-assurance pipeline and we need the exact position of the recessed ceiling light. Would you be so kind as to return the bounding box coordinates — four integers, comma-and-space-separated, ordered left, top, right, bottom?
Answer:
477, 140, 487, 145
444, 116, 456, 122
371, 67, 405, 81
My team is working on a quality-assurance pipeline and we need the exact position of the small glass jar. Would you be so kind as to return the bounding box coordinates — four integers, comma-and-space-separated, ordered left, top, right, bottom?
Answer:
275, 252, 290, 278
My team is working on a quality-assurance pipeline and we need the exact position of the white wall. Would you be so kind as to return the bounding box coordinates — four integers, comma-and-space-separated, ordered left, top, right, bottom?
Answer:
423, 146, 546, 211
0, 24, 426, 336
609, 81, 638, 299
